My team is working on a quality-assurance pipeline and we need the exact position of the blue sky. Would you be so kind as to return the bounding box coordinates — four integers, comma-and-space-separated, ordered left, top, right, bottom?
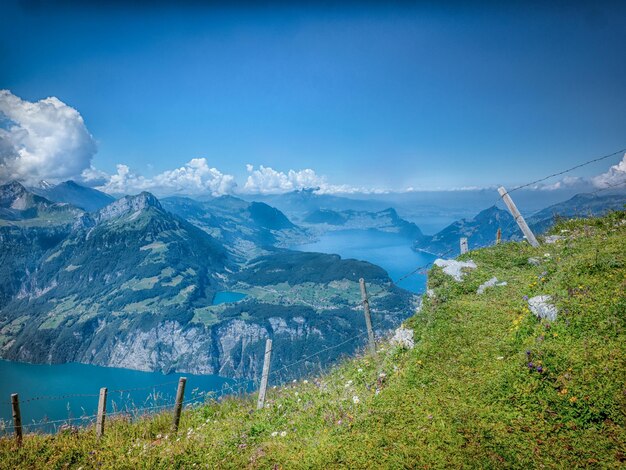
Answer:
0, 1, 625, 194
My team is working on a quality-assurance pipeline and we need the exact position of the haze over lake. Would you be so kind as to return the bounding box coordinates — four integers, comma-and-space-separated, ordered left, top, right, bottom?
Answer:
293, 229, 437, 294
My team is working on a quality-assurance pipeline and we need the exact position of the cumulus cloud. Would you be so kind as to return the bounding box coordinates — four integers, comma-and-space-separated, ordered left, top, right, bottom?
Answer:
99, 158, 236, 196
242, 164, 370, 195
0, 90, 97, 185
591, 153, 626, 189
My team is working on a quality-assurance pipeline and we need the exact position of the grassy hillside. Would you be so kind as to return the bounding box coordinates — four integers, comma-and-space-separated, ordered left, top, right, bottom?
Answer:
1, 211, 624, 469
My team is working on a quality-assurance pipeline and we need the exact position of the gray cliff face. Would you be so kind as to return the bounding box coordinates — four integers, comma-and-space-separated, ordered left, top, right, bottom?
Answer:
102, 321, 216, 374
96, 192, 162, 222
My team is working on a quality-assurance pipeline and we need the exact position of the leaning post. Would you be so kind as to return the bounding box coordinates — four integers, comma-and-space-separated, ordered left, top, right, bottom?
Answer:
498, 186, 539, 247
172, 377, 187, 433
96, 387, 108, 439
496, 228, 502, 245
11, 393, 22, 446
460, 237, 468, 254
359, 278, 377, 356
256, 339, 272, 410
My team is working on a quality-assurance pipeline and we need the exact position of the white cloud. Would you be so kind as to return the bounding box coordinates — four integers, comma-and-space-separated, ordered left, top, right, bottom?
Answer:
591, 153, 626, 188
534, 175, 587, 191
242, 164, 372, 195
0, 90, 97, 185
98, 158, 236, 196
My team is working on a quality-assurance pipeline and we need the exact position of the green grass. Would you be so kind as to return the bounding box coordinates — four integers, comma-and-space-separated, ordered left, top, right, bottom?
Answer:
1, 212, 624, 469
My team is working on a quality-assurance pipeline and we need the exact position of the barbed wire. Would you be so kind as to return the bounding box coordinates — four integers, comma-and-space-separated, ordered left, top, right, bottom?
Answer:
109, 380, 181, 394
502, 147, 625, 196
268, 331, 370, 382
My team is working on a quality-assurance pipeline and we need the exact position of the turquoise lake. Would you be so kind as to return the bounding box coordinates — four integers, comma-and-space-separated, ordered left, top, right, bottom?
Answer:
0, 360, 244, 434
212, 291, 247, 305
293, 229, 437, 294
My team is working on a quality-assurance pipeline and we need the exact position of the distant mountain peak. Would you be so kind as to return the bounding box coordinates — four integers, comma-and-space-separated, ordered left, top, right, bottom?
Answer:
31, 179, 115, 212
37, 180, 55, 190
474, 205, 511, 221
0, 180, 36, 209
97, 191, 162, 222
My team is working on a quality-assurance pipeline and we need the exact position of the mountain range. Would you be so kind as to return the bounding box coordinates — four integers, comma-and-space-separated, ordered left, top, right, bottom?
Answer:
0, 181, 417, 379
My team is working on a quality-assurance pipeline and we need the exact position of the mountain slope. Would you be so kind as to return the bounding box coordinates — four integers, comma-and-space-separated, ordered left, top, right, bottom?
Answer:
2, 211, 623, 468
161, 195, 309, 260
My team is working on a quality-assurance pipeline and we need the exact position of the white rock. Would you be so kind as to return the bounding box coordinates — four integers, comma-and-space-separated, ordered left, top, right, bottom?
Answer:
544, 235, 565, 244
390, 326, 414, 350
476, 277, 507, 294
528, 257, 541, 266
426, 289, 435, 298
434, 259, 477, 281
528, 295, 558, 321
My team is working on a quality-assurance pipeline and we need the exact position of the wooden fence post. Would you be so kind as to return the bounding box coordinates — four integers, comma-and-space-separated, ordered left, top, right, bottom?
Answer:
257, 339, 272, 410
460, 237, 468, 254
172, 377, 186, 433
11, 393, 22, 446
498, 186, 540, 247
496, 228, 502, 245
96, 387, 107, 439
359, 278, 376, 355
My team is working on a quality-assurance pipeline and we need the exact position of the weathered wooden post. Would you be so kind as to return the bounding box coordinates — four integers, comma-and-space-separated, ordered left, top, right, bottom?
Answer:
256, 339, 272, 410
359, 278, 376, 355
172, 377, 186, 432
11, 393, 22, 446
460, 237, 468, 254
498, 186, 539, 247
96, 387, 107, 439
496, 228, 502, 245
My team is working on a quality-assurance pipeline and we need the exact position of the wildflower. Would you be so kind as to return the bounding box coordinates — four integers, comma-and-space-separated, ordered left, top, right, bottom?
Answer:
375, 389, 381, 395
528, 362, 534, 369
560, 388, 568, 395
496, 356, 504, 360
525, 350, 531, 356
303, 380, 308, 384
271, 431, 278, 437
536, 366, 543, 373
378, 372, 386, 379
523, 295, 529, 301
297, 398, 301, 403
295, 392, 299, 396
292, 379, 297, 383
280, 431, 287, 437
156, 434, 162, 439
357, 368, 363, 372
569, 396, 577, 403
352, 395, 360, 404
